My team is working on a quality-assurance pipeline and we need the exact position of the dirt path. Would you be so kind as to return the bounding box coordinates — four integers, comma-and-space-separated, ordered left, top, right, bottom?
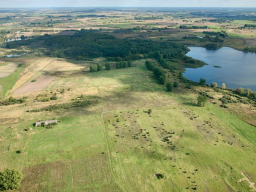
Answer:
238, 171, 256, 191
14, 75, 54, 94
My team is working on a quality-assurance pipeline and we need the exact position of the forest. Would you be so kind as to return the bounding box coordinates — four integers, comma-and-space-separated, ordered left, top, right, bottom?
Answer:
6, 29, 190, 61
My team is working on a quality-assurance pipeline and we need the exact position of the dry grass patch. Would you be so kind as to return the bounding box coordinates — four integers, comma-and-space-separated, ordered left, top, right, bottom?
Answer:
0, 63, 18, 78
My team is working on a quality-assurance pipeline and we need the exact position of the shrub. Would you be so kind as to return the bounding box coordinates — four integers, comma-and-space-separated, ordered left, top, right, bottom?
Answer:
97, 64, 103, 71
50, 96, 58, 100
199, 78, 206, 85
105, 63, 111, 70
0, 169, 23, 191
90, 65, 97, 72
166, 82, 173, 92
128, 61, 132, 67
158, 76, 165, 85
211, 82, 218, 88
173, 81, 179, 88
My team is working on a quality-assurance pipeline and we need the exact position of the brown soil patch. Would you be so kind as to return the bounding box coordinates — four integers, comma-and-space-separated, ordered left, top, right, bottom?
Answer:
10, 58, 55, 93
14, 75, 54, 94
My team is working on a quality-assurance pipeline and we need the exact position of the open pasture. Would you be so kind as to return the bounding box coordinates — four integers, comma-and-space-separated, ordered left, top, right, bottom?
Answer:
0, 59, 256, 191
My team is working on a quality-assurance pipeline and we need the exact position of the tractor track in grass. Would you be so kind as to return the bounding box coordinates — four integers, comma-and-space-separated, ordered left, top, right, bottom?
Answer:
101, 110, 126, 192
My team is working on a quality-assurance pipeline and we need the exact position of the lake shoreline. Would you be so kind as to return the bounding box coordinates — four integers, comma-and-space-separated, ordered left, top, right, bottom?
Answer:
184, 47, 256, 92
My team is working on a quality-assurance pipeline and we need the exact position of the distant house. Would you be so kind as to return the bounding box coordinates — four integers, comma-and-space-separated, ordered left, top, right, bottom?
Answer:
35, 120, 58, 127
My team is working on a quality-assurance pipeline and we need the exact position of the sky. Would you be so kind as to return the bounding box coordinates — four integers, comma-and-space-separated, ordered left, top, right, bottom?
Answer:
0, 0, 255, 8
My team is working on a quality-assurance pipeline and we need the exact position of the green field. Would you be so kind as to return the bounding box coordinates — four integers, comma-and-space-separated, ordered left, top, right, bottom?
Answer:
0, 66, 23, 96
0, 61, 256, 191
1, 7, 256, 192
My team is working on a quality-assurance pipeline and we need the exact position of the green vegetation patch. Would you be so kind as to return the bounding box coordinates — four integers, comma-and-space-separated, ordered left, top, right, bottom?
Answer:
0, 65, 24, 96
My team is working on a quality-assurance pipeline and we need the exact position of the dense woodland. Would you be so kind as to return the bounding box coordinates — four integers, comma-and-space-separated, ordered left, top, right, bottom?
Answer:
6, 29, 190, 61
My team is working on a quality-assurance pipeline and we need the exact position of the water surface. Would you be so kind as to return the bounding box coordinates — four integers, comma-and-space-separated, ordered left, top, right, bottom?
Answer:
184, 47, 256, 91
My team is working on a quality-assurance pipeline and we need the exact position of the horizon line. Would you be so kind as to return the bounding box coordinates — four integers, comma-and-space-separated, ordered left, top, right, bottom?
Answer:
1, 6, 256, 8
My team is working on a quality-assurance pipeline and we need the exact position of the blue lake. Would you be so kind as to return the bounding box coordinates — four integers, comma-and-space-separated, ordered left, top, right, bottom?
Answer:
184, 47, 256, 92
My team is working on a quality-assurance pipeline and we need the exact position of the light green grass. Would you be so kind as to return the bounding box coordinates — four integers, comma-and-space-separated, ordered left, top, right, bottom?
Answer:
0, 59, 256, 191
0, 66, 23, 96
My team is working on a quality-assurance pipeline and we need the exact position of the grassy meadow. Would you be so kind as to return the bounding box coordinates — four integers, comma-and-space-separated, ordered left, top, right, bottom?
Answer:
0, 58, 255, 191
0, 7, 256, 192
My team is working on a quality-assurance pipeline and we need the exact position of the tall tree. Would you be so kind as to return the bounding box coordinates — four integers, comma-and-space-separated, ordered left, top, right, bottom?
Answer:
199, 78, 206, 85
197, 95, 207, 107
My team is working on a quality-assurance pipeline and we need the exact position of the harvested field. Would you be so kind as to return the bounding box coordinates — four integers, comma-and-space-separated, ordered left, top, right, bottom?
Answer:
14, 75, 54, 94
10, 58, 55, 93
0, 63, 18, 78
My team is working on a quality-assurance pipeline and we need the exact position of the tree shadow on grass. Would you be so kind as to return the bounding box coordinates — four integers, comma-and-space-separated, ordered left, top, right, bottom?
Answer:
182, 102, 198, 107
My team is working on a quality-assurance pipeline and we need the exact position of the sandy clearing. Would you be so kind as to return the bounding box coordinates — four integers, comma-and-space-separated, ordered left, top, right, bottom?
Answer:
0, 63, 18, 78
14, 75, 54, 94
0, 85, 2, 92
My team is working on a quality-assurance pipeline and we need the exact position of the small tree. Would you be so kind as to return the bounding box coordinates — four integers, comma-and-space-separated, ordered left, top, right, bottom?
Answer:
105, 63, 111, 70
178, 72, 183, 79
197, 95, 207, 107
237, 87, 244, 95
116, 62, 120, 69
166, 82, 173, 92
158, 76, 165, 85
128, 61, 132, 67
199, 78, 206, 85
0, 169, 23, 191
90, 65, 97, 72
222, 83, 226, 89
245, 88, 251, 97
173, 82, 179, 88
97, 64, 103, 71
211, 82, 218, 88
123, 62, 128, 68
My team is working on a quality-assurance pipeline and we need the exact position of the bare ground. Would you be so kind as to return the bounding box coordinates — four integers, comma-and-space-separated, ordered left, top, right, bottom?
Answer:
14, 75, 54, 94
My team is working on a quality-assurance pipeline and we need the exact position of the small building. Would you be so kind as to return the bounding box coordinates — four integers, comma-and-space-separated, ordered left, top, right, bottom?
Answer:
35, 120, 58, 127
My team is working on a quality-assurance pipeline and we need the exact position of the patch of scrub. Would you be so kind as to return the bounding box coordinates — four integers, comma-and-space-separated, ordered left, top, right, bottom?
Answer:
14, 75, 54, 94
0, 63, 18, 78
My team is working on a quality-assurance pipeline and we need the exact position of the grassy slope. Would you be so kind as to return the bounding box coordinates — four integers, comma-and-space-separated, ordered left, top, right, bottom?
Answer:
0, 61, 256, 191
0, 66, 23, 96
